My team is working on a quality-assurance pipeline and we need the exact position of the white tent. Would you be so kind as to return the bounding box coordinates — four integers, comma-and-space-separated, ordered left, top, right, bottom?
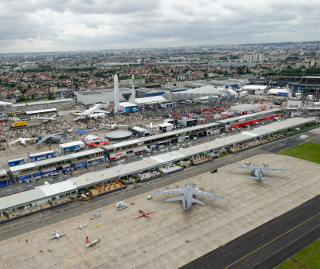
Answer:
163, 85, 222, 101
267, 88, 290, 95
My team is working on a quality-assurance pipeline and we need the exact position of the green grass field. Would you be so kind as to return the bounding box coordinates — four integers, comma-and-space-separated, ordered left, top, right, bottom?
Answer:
276, 239, 320, 269
278, 142, 320, 164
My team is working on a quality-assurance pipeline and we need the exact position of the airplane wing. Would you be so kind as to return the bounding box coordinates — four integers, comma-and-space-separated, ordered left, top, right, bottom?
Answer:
134, 213, 144, 218
191, 188, 228, 200
9, 139, 21, 145
152, 188, 186, 195
49, 236, 57, 240
144, 210, 154, 215
59, 233, 66, 237
260, 167, 291, 171
226, 164, 256, 170
37, 134, 52, 145
96, 110, 110, 114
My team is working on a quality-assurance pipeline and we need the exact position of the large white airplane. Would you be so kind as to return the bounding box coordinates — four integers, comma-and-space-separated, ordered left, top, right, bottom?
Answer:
99, 124, 128, 130
9, 137, 37, 146
34, 114, 57, 122
72, 104, 109, 117
49, 231, 66, 240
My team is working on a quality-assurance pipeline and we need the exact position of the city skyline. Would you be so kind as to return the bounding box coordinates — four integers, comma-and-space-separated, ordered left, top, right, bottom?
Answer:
1, 0, 320, 53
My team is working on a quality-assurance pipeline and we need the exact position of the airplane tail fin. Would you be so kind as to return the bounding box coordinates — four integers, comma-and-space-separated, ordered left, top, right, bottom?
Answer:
248, 177, 273, 181
60, 129, 68, 142
189, 197, 206, 206
80, 105, 86, 112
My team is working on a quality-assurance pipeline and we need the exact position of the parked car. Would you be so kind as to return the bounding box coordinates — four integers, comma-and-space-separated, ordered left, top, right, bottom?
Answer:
211, 169, 218, 173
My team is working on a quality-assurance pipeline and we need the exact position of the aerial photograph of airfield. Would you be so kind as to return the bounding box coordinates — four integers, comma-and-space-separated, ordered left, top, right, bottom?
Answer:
0, 72, 320, 269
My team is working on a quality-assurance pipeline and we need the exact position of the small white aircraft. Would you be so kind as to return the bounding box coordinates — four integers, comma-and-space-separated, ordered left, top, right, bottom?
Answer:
72, 104, 109, 117
34, 114, 57, 123
73, 222, 87, 230
86, 239, 100, 248
9, 137, 37, 146
49, 231, 66, 240
100, 124, 128, 130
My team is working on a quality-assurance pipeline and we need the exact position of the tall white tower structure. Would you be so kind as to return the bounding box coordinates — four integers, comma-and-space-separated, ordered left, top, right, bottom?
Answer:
131, 75, 136, 103
114, 74, 119, 113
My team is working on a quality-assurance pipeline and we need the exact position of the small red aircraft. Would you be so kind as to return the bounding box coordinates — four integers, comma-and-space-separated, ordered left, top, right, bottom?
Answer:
134, 209, 154, 219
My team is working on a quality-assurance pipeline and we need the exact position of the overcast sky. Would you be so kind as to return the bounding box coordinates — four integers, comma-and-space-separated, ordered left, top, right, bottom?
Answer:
0, 0, 319, 53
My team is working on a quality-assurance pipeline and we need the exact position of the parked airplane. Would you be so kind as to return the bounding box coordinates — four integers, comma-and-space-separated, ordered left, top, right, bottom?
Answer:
73, 222, 87, 230
9, 137, 37, 146
86, 239, 100, 248
151, 181, 227, 211
134, 209, 154, 218
72, 104, 109, 117
34, 114, 57, 122
37, 129, 73, 145
226, 163, 291, 181
100, 124, 128, 130
49, 231, 66, 240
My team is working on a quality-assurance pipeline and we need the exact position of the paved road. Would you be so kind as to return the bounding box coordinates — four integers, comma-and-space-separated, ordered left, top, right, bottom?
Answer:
0, 128, 317, 246
181, 189, 320, 269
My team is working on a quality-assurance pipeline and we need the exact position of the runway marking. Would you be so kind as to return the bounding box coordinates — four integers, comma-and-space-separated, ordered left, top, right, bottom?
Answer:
57, 223, 90, 268
2, 257, 8, 269
118, 215, 149, 243
224, 211, 320, 269
89, 223, 102, 229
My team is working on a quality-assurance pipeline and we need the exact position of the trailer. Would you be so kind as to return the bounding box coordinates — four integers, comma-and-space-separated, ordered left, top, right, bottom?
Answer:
8, 157, 24, 167
28, 150, 56, 162
12, 121, 26, 127
59, 141, 85, 155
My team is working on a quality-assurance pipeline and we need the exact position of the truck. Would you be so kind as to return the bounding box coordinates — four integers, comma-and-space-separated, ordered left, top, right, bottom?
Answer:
12, 121, 26, 128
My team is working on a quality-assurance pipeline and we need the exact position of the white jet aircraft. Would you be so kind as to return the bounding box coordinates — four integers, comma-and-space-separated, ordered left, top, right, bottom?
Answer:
73, 222, 87, 230
34, 114, 57, 123
100, 124, 128, 130
72, 104, 109, 117
49, 231, 66, 240
9, 137, 37, 146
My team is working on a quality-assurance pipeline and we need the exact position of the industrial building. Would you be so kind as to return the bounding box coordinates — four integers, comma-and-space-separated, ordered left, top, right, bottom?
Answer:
163, 85, 223, 101
75, 88, 133, 105
241, 85, 268, 95
288, 76, 320, 95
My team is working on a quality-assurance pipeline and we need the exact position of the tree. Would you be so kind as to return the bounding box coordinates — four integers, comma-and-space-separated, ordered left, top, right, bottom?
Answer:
287, 65, 292, 69
31, 94, 35, 100
204, 73, 208, 79
17, 95, 27, 102
230, 66, 234, 70
47, 92, 55, 100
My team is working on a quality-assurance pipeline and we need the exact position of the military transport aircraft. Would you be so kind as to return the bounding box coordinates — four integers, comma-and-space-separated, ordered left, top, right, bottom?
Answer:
37, 129, 73, 145
226, 162, 291, 181
151, 181, 227, 211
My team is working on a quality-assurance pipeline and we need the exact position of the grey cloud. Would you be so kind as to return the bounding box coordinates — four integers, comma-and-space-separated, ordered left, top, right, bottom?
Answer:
0, 0, 320, 52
